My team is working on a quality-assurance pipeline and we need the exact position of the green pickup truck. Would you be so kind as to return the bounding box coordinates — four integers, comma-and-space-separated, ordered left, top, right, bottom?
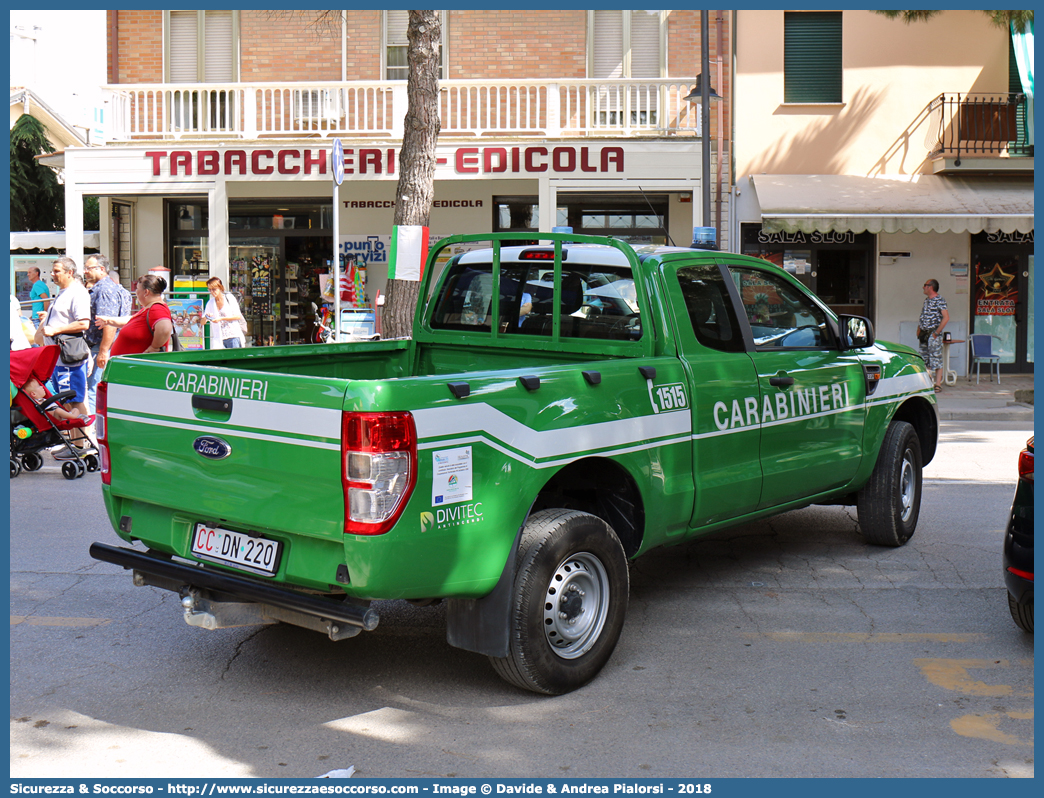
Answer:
91, 232, 938, 694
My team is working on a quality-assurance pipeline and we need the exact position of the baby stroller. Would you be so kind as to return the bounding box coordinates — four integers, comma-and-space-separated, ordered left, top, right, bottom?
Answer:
10, 345, 99, 480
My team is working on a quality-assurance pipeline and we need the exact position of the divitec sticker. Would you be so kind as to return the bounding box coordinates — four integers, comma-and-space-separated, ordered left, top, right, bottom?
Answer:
432, 446, 473, 506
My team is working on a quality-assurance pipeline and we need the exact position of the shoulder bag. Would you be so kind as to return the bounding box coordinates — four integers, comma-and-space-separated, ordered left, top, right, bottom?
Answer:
55, 332, 90, 364
43, 304, 91, 364
146, 304, 182, 352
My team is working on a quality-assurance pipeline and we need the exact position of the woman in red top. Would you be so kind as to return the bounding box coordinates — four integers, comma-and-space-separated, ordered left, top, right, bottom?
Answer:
96, 274, 174, 356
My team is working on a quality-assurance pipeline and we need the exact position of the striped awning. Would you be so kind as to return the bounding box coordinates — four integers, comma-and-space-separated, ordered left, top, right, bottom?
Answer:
751, 174, 1033, 235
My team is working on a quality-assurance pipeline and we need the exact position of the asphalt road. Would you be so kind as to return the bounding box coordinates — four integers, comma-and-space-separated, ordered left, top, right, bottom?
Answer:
9, 420, 1034, 779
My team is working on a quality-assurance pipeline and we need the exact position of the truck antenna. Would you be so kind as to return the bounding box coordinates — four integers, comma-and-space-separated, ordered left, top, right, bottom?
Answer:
638, 186, 674, 247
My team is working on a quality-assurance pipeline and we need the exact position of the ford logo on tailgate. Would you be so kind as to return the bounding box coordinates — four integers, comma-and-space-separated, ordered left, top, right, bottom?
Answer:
193, 436, 232, 460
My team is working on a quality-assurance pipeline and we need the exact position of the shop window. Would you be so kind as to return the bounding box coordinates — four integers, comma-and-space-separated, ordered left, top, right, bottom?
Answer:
384, 10, 446, 81
167, 200, 210, 282
784, 11, 842, 104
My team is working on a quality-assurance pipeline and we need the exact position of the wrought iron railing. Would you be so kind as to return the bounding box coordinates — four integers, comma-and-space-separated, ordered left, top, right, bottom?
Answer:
926, 92, 1032, 160
104, 79, 707, 141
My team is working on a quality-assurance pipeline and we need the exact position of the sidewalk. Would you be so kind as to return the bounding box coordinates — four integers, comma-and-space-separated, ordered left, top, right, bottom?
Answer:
932, 371, 1034, 422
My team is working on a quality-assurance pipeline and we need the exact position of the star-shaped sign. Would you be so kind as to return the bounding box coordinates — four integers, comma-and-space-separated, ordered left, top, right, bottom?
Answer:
977, 262, 1015, 298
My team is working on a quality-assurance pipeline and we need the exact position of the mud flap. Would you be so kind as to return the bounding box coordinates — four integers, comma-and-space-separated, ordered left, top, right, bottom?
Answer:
445, 528, 522, 658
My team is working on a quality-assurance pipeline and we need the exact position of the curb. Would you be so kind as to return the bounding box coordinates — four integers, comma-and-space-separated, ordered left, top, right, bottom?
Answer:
937, 408, 1034, 422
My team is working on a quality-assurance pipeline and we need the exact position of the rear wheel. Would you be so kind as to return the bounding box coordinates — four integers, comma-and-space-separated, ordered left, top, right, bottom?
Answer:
857, 421, 922, 546
11, 458, 21, 479
21, 452, 43, 472
489, 509, 629, 695
84, 453, 100, 473
1007, 592, 1034, 633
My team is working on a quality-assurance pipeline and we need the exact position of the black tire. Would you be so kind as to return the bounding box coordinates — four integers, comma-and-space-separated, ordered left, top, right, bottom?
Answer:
11, 458, 21, 479
84, 453, 100, 473
21, 452, 44, 472
489, 509, 629, 695
61, 461, 80, 480
857, 420, 922, 546
1007, 592, 1034, 633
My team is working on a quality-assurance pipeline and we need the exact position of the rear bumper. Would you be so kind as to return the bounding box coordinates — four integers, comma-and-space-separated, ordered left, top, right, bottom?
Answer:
89, 542, 379, 631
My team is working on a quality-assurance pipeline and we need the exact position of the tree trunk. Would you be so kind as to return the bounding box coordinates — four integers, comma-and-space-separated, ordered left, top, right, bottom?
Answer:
384, 10, 442, 339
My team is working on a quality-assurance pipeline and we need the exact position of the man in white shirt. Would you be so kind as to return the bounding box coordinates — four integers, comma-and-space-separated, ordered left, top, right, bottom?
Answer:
34, 257, 92, 452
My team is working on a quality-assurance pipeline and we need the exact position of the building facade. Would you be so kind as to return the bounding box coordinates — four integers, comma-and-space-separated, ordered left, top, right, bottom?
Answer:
54, 9, 732, 346
732, 9, 1034, 375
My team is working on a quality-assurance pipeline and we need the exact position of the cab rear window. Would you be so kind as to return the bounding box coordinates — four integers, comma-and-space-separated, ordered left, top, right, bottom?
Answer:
430, 257, 641, 341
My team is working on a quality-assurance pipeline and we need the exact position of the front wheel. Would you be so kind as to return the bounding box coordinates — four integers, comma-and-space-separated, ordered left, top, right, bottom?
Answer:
857, 420, 922, 546
489, 509, 629, 695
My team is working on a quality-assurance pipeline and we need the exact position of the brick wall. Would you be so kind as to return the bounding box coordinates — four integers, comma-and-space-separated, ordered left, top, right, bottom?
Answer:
446, 11, 587, 80
108, 10, 163, 83
241, 11, 369, 82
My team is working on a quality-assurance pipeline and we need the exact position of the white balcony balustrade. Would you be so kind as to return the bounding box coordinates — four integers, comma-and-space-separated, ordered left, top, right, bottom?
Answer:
103, 79, 704, 141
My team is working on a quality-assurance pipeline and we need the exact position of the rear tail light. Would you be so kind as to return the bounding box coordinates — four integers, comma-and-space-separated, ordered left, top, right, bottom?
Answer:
1018, 447, 1033, 481
96, 381, 111, 485
342, 412, 417, 535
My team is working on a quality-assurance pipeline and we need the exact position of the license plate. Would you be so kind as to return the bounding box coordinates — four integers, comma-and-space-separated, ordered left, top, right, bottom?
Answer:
191, 523, 281, 576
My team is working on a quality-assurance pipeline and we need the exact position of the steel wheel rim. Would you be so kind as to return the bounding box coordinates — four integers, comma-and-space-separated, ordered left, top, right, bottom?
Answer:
542, 552, 610, 660
899, 450, 916, 523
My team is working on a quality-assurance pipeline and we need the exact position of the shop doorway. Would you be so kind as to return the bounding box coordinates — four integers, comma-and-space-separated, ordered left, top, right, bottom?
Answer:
228, 200, 333, 346
970, 232, 1034, 373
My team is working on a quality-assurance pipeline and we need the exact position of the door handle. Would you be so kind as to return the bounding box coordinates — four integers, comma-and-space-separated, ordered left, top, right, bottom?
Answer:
769, 375, 794, 387
192, 395, 233, 413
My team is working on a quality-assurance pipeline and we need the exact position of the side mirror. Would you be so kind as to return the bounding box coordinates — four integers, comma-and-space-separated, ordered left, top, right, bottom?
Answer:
839, 315, 875, 349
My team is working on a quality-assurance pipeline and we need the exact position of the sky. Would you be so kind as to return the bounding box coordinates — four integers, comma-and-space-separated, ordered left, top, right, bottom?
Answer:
9, 9, 108, 138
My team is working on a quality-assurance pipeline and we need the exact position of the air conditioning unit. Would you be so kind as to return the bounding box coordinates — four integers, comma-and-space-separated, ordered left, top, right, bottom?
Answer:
293, 89, 339, 122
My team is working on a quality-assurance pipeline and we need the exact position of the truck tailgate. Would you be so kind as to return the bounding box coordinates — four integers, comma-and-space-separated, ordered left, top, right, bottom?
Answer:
104, 360, 348, 551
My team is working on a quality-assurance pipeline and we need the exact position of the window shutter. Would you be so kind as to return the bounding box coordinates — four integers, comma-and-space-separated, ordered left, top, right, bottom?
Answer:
784, 12, 842, 103
386, 10, 409, 48
629, 10, 661, 79
592, 10, 624, 79
169, 11, 198, 83
204, 11, 234, 83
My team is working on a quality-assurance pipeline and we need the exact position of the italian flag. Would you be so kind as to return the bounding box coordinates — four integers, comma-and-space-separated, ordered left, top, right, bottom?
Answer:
387, 225, 429, 282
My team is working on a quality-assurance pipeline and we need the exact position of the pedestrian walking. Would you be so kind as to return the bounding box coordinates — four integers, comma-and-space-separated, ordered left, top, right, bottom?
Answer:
33, 257, 93, 457
203, 277, 247, 348
83, 254, 132, 415
917, 278, 950, 392
27, 265, 51, 323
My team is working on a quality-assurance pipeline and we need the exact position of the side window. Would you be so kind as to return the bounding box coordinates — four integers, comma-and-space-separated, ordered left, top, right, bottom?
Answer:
732, 268, 831, 349
676, 265, 745, 353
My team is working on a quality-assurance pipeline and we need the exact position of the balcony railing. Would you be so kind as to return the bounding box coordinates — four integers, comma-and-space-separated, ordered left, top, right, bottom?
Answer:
103, 79, 705, 141
926, 92, 1033, 160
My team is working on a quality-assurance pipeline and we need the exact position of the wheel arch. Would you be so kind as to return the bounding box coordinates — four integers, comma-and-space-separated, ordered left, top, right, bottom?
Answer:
528, 457, 645, 558
890, 396, 938, 465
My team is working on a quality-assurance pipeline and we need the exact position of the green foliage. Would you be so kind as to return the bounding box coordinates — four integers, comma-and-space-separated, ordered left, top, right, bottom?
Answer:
9, 114, 64, 232
875, 10, 1034, 31
83, 195, 100, 230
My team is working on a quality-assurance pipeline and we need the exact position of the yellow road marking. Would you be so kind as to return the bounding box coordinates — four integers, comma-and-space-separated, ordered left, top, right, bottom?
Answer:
913, 657, 1034, 697
951, 710, 1034, 746
743, 632, 987, 643
11, 616, 111, 628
